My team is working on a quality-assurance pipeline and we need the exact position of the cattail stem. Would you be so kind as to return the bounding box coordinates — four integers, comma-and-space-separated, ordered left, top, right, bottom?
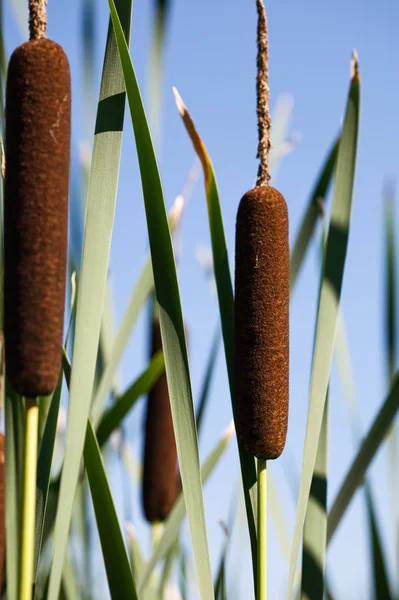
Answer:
19, 397, 38, 600
257, 458, 267, 600
29, 0, 47, 40
256, 0, 271, 187
151, 521, 163, 550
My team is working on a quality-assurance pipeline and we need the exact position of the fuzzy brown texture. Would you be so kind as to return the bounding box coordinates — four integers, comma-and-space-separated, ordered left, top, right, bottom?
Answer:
235, 186, 289, 459
142, 319, 178, 522
0, 435, 4, 591
4, 39, 71, 397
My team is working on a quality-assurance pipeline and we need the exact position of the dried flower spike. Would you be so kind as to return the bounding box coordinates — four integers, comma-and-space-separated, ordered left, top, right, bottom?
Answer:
142, 317, 178, 522
4, 2, 71, 397
234, 0, 289, 460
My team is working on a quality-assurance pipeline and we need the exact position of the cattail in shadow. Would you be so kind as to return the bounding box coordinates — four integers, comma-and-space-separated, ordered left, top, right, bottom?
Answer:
234, 0, 289, 460
4, 4, 71, 397
142, 315, 178, 522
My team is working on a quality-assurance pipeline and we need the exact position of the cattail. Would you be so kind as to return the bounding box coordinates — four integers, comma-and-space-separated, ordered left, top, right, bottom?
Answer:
235, 187, 289, 459
234, 0, 289, 460
142, 317, 178, 522
4, 8, 71, 397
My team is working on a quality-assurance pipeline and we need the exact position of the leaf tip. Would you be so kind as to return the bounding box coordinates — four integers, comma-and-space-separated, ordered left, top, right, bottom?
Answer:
173, 86, 185, 117
351, 49, 360, 80
223, 420, 235, 441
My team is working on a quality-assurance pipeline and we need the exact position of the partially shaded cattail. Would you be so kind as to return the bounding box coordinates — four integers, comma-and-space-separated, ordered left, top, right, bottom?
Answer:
235, 187, 289, 459
142, 318, 178, 522
4, 35, 71, 397
234, 0, 289, 460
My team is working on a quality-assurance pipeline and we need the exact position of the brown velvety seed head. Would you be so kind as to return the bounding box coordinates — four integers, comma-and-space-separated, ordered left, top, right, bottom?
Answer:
235, 186, 289, 460
142, 319, 178, 522
5, 39, 71, 397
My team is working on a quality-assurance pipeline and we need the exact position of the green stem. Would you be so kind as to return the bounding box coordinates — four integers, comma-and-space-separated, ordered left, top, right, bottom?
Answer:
19, 397, 38, 600
257, 458, 267, 600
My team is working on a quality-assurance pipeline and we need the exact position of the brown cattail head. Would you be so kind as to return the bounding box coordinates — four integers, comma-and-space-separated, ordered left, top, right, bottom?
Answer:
142, 318, 178, 522
4, 39, 71, 397
235, 186, 289, 460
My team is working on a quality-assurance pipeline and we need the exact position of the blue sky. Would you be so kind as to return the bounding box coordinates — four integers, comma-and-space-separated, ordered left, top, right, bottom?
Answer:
5, 0, 399, 598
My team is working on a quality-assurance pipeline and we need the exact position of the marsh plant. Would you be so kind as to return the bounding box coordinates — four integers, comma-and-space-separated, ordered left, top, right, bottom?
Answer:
0, 0, 396, 598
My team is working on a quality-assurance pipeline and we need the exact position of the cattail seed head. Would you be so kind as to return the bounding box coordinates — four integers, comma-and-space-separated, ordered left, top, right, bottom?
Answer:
142, 318, 178, 522
235, 186, 289, 459
4, 38, 71, 397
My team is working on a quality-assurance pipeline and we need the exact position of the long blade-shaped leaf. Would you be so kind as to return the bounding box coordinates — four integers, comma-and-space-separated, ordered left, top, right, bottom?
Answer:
34, 370, 63, 582
196, 327, 220, 437
334, 303, 393, 600
107, 3, 214, 597
365, 484, 393, 600
173, 87, 258, 583
92, 201, 182, 426
301, 395, 328, 600
328, 372, 399, 543
383, 184, 399, 560
96, 350, 164, 446
290, 138, 339, 292
48, 1, 133, 597
5, 382, 24, 600
91, 256, 153, 425
84, 421, 138, 599
286, 60, 360, 598
139, 422, 235, 592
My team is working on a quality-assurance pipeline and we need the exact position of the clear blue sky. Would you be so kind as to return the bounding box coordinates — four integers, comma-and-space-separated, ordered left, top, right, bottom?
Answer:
5, 0, 399, 598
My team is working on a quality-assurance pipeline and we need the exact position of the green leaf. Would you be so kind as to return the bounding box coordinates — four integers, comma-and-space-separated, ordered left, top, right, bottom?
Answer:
34, 370, 63, 582
84, 421, 138, 600
179, 547, 189, 600
173, 87, 258, 584
286, 62, 360, 598
196, 327, 220, 437
384, 183, 397, 382
334, 307, 394, 600
5, 382, 24, 600
365, 484, 393, 600
149, 0, 171, 145
47, 1, 133, 597
91, 256, 154, 426
290, 138, 339, 292
96, 349, 164, 446
107, 3, 214, 597
159, 540, 179, 599
383, 184, 399, 557
328, 372, 399, 544
301, 395, 329, 600
138, 421, 234, 593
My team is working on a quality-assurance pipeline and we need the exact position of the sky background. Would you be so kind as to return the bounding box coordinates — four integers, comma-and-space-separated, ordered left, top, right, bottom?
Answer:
4, 0, 399, 598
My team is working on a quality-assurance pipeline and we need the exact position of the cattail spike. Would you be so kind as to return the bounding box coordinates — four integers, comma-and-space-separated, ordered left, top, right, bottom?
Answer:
5, 38, 71, 397
142, 318, 178, 522
235, 187, 289, 459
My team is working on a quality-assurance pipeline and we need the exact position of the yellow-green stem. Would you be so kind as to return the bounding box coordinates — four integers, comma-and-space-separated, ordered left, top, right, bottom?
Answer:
19, 397, 38, 600
257, 458, 267, 600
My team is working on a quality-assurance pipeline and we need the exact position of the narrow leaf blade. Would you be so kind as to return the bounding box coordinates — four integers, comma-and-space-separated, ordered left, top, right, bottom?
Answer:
107, 4, 214, 597
286, 62, 360, 597
84, 421, 138, 600
48, 1, 133, 596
